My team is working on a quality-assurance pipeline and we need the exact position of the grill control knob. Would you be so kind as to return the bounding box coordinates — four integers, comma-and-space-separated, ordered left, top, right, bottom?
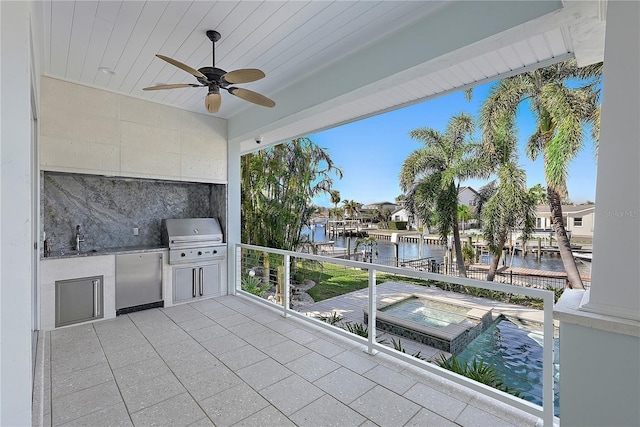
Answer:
213, 250, 217, 254
180, 252, 186, 257
198, 251, 202, 256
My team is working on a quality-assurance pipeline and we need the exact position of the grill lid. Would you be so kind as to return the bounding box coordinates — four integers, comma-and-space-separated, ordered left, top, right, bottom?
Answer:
164, 218, 223, 247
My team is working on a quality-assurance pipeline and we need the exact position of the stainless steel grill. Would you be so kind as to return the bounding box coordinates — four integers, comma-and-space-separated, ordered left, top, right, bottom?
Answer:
164, 218, 226, 264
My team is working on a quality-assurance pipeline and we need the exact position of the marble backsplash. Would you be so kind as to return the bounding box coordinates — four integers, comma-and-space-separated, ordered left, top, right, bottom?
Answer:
42, 172, 226, 255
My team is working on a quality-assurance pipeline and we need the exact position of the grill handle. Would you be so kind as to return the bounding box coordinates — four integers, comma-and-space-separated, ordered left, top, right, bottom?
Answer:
199, 268, 204, 296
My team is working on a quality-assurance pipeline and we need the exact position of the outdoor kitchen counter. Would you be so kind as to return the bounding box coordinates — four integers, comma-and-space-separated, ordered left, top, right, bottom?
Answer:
41, 245, 167, 260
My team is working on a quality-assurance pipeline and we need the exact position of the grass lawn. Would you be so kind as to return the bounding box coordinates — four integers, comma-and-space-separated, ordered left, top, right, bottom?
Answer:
297, 262, 431, 302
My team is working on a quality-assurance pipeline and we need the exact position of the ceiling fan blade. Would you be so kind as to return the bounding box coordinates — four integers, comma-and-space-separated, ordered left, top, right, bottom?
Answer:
156, 54, 206, 79
205, 92, 222, 113
222, 68, 266, 84
142, 83, 201, 91
228, 87, 275, 108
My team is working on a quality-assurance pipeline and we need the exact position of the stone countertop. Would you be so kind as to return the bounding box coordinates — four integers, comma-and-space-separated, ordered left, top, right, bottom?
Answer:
41, 245, 168, 261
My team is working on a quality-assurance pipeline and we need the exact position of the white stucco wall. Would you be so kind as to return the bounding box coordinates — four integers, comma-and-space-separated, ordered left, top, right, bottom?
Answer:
0, 1, 34, 424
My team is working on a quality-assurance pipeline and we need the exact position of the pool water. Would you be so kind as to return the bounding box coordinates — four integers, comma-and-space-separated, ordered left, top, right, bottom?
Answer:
456, 317, 560, 416
380, 297, 469, 329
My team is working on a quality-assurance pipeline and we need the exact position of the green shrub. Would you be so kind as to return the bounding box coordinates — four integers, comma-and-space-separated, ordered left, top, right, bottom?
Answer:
390, 338, 425, 360
241, 275, 271, 297
388, 221, 407, 230
344, 322, 369, 338
435, 354, 521, 397
317, 311, 343, 325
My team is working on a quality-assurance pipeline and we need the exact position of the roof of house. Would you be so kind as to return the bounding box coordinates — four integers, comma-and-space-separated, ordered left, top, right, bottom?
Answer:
535, 204, 596, 215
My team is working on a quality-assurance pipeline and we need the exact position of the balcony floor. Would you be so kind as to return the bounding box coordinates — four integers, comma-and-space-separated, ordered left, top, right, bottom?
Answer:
34, 295, 539, 427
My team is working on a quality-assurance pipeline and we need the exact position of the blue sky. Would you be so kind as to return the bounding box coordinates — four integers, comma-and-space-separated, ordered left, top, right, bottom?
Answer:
310, 81, 598, 207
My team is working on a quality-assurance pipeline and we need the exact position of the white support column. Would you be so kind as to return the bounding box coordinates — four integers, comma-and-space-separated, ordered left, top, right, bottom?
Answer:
582, 0, 640, 321
554, 3, 640, 426
0, 1, 34, 424
226, 133, 241, 296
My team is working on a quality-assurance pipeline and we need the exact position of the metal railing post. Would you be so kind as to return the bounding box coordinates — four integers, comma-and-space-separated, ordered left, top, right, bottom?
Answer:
283, 254, 291, 317
367, 268, 377, 355
542, 291, 554, 426
233, 245, 241, 295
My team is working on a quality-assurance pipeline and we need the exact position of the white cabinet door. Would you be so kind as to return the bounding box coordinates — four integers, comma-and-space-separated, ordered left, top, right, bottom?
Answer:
173, 262, 222, 303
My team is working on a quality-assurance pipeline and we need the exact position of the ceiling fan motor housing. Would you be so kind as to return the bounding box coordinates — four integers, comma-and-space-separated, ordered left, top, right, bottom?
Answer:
197, 67, 229, 87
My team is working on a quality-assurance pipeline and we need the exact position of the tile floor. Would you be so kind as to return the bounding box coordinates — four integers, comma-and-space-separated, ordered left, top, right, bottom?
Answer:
34, 295, 540, 427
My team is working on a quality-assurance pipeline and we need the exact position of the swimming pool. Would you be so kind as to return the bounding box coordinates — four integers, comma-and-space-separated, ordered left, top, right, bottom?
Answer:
456, 317, 560, 416
380, 297, 469, 329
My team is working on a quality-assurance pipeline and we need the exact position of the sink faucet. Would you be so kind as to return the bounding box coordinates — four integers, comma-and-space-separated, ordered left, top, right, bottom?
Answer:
75, 225, 85, 253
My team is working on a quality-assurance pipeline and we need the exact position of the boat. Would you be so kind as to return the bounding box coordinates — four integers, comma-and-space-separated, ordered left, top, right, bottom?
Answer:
572, 251, 592, 262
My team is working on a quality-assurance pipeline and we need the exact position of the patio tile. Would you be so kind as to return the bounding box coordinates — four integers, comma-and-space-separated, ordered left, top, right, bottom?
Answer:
98, 331, 148, 353
236, 358, 294, 390
187, 417, 215, 427
58, 402, 132, 427
112, 356, 170, 388
214, 312, 251, 328
262, 339, 311, 364
349, 385, 420, 426
181, 365, 243, 401
363, 364, 417, 394
284, 328, 318, 345
164, 350, 222, 380
305, 337, 347, 358
51, 346, 107, 375
200, 333, 247, 356
51, 362, 113, 398
144, 328, 192, 347
161, 305, 204, 323
103, 342, 158, 370
331, 349, 378, 374
313, 367, 375, 404
265, 317, 299, 334
130, 392, 206, 427
403, 382, 467, 421
233, 405, 295, 427
285, 352, 340, 382
203, 305, 242, 321
405, 408, 459, 427
226, 321, 271, 339
177, 316, 218, 332
51, 336, 102, 361
188, 324, 230, 342
52, 380, 122, 426
188, 298, 225, 313
50, 324, 96, 346
290, 394, 366, 427
241, 329, 289, 349
216, 344, 268, 371
467, 394, 540, 426
455, 404, 519, 427
200, 383, 270, 427
154, 337, 205, 361
259, 374, 325, 416
119, 372, 186, 413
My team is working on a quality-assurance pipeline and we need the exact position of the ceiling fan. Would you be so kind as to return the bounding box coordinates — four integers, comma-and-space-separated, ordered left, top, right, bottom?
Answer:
143, 30, 275, 114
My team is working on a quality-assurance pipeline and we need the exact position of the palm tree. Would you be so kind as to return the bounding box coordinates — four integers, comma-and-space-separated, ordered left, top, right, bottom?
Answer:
330, 190, 341, 221
476, 115, 536, 281
529, 184, 547, 205
341, 200, 362, 219
480, 59, 601, 289
457, 204, 472, 232
400, 113, 485, 277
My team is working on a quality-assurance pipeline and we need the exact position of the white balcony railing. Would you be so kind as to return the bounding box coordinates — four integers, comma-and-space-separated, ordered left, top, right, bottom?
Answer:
234, 243, 556, 427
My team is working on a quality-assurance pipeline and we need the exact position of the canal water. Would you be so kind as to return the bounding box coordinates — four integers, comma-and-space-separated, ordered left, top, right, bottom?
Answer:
302, 224, 591, 276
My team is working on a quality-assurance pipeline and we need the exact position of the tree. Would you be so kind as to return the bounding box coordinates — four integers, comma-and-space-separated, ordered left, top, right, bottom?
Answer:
475, 115, 536, 281
457, 204, 472, 232
479, 59, 601, 289
341, 200, 362, 219
330, 190, 341, 221
241, 137, 342, 250
400, 113, 485, 277
529, 184, 547, 205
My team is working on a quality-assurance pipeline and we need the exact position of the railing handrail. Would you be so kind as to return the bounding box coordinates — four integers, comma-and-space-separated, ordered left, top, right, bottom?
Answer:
235, 243, 556, 426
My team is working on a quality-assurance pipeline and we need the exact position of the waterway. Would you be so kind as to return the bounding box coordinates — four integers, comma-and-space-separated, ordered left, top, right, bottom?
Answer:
302, 225, 591, 277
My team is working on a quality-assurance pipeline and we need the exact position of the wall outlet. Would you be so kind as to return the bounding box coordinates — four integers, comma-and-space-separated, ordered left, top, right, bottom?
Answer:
133, 227, 139, 236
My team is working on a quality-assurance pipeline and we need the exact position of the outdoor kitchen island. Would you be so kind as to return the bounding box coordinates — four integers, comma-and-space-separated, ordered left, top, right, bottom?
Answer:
40, 241, 227, 331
